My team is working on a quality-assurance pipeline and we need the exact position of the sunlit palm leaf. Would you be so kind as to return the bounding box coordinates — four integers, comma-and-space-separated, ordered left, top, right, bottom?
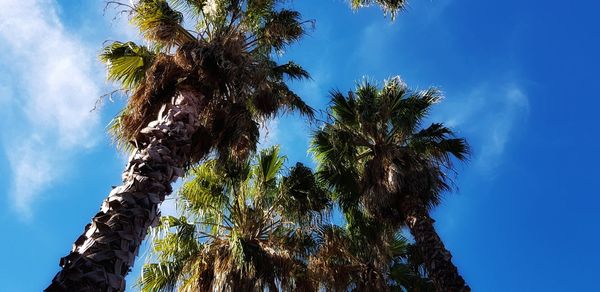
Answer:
142, 146, 329, 290
100, 41, 156, 90
132, 0, 195, 46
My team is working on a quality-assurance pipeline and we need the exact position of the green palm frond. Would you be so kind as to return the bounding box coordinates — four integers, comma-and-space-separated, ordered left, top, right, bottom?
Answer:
388, 235, 435, 291
132, 0, 195, 46
139, 261, 182, 292
270, 61, 311, 81
143, 146, 331, 290
280, 163, 331, 224
255, 146, 285, 188
100, 41, 156, 90
257, 9, 308, 53
409, 123, 470, 163
168, 0, 206, 17
275, 84, 315, 118
140, 216, 202, 291
179, 160, 230, 218
244, 0, 276, 29
330, 90, 359, 126
390, 87, 442, 134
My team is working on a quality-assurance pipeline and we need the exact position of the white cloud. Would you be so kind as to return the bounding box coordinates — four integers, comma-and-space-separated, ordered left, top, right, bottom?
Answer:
7, 141, 57, 220
0, 0, 102, 218
432, 83, 529, 172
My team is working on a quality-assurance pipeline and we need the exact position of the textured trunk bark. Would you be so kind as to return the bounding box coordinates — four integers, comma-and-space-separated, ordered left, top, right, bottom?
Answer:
46, 90, 203, 291
403, 198, 470, 292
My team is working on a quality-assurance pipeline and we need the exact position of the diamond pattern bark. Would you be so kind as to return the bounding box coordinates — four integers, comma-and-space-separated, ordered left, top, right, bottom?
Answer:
403, 197, 471, 292
46, 90, 203, 291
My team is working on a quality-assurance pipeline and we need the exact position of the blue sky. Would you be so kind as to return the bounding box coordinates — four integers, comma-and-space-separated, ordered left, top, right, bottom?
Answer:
0, 0, 599, 290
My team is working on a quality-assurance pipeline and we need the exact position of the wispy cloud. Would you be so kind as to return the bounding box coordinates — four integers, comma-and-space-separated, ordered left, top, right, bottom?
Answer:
0, 0, 102, 219
432, 82, 529, 172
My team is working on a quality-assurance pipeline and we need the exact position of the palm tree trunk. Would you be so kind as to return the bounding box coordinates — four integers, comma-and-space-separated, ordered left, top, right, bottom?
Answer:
46, 90, 204, 291
403, 198, 470, 292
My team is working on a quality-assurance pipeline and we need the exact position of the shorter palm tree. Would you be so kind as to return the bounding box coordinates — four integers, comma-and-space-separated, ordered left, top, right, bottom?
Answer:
139, 146, 330, 291
311, 77, 470, 291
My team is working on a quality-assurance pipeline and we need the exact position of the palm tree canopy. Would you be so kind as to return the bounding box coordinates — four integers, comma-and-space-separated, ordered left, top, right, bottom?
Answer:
350, 0, 408, 19
101, 0, 314, 164
139, 146, 330, 291
311, 77, 469, 225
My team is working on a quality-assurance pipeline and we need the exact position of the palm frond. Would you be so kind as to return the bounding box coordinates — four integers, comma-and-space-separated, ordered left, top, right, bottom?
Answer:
280, 163, 331, 224
139, 261, 182, 292
257, 9, 308, 53
330, 90, 359, 126
168, 0, 206, 17
179, 160, 230, 217
276, 84, 315, 118
140, 216, 201, 291
270, 61, 311, 81
409, 123, 470, 163
100, 41, 156, 90
390, 87, 442, 134
132, 0, 195, 46
255, 146, 285, 188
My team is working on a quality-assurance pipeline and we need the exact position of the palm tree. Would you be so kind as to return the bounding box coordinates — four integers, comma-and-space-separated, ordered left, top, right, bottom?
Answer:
311, 77, 470, 291
138, 146, 330, 291
309, 212, 433, 292
350, 0, 408, 19
47, 1, 314, 290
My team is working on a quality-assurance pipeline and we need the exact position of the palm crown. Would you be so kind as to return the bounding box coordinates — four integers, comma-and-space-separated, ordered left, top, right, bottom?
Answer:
311, 76, 468, 227
101, 0, 314, 164
311, 77, 471, 290
140, 146, 330, 291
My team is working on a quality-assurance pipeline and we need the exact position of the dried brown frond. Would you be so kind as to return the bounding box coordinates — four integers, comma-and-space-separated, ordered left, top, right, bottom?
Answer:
118, 54, 183, 142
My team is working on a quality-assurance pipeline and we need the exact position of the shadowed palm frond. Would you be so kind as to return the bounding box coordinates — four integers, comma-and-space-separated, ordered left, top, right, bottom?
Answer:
270, 61, 311, 81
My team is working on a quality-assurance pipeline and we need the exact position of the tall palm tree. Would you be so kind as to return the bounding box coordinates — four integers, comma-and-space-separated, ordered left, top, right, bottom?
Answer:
311, 77, 470, 291
138, 146, 329, 291
309, 212, 434, 292
47, 1, 314, 290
